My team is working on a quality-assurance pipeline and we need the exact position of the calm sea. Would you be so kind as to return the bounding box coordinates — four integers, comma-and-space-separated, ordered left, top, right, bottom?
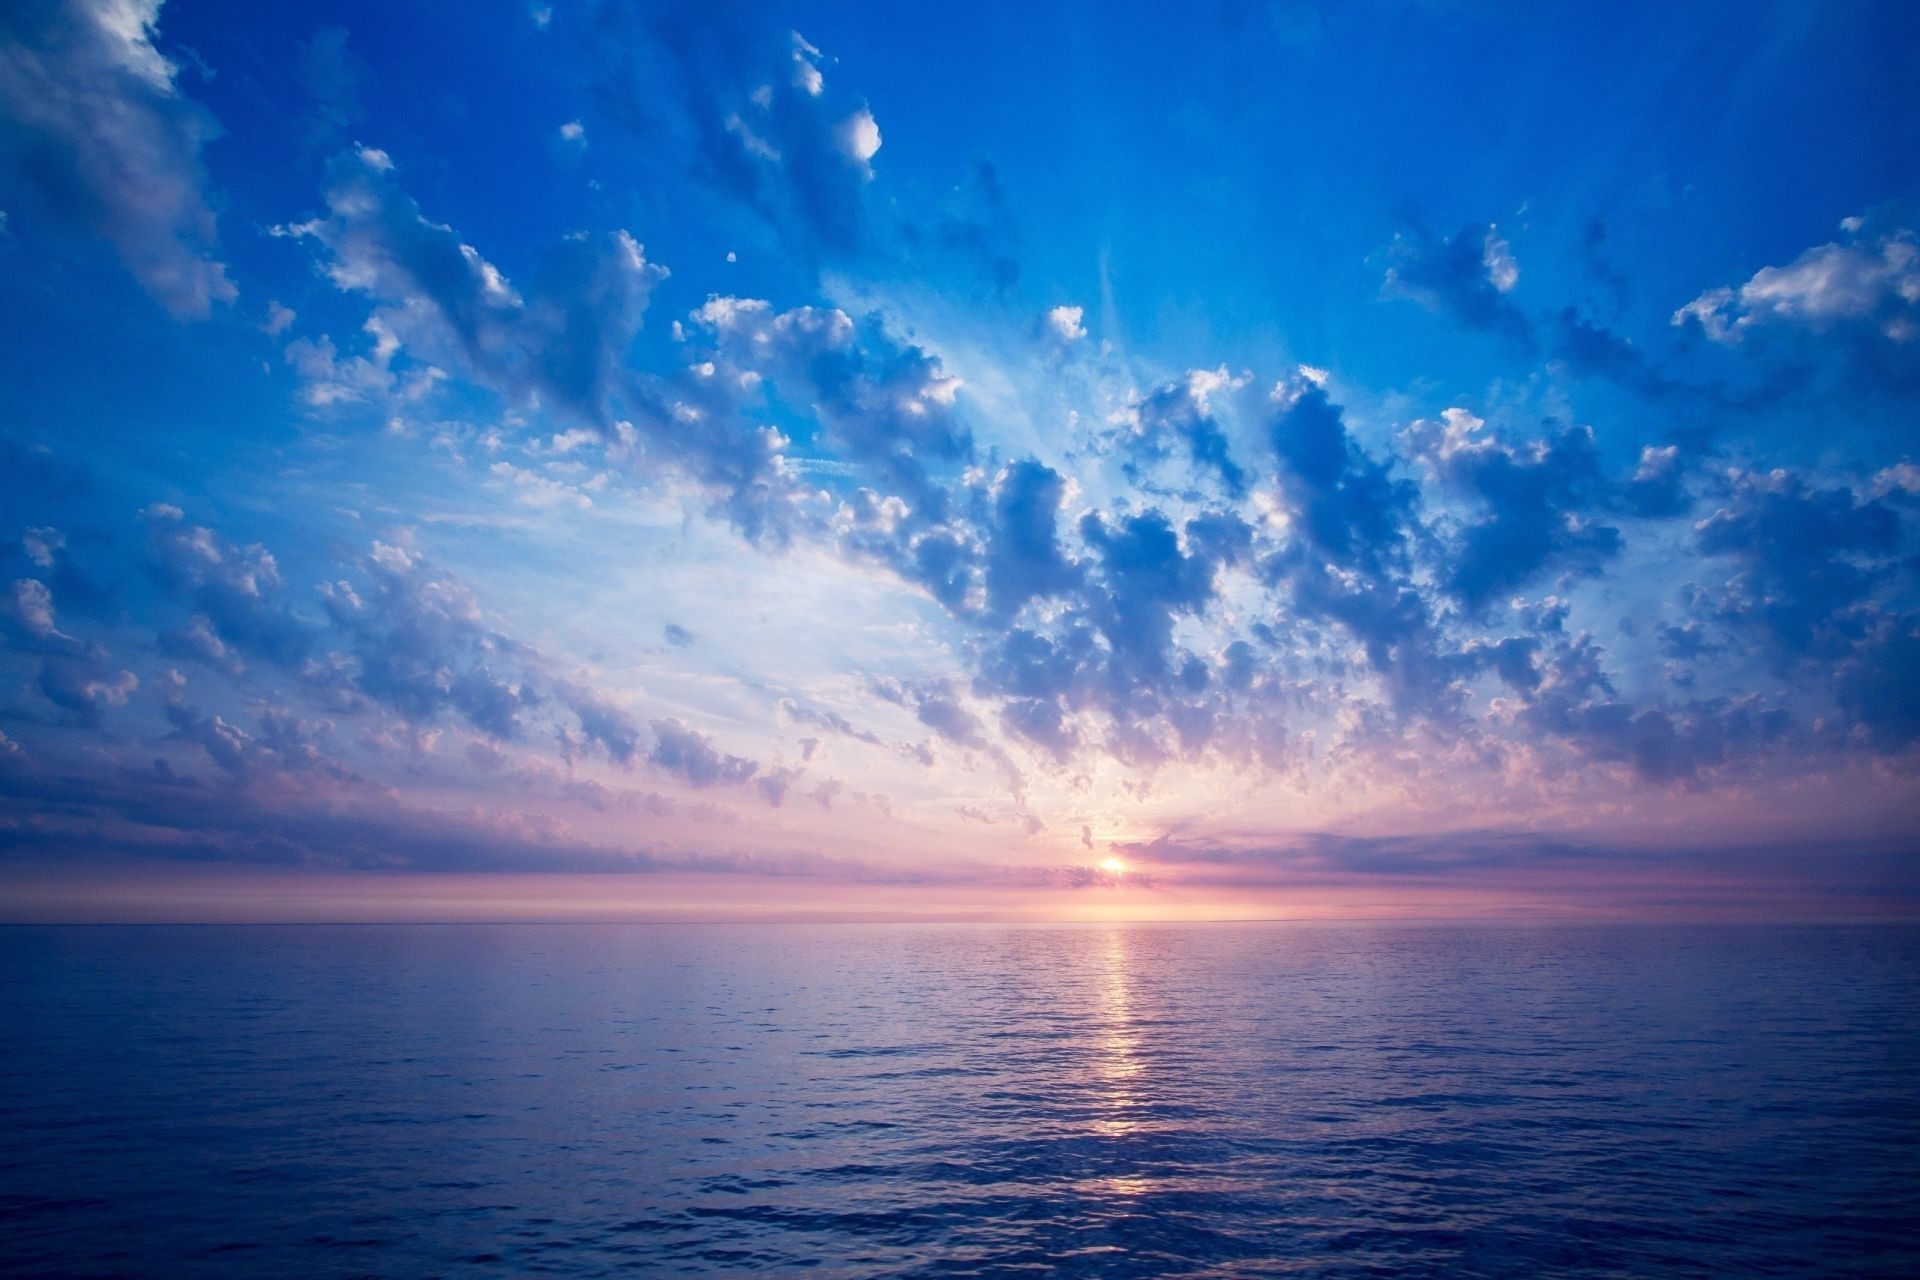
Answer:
1, 923, 1916, 1277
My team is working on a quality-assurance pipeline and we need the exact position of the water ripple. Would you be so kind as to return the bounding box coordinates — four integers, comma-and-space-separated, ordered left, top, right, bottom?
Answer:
1, 922, 1916, 1277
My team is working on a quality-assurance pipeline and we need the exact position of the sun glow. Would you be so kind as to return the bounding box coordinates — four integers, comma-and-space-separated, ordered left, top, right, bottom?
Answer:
1100, 857, 1127, 875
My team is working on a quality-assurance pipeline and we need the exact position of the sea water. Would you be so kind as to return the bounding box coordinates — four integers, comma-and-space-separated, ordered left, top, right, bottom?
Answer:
1, 923, 1916, 1277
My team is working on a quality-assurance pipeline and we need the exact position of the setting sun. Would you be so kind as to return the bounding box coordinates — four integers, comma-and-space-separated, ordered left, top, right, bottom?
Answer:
1101, 858, 1127, 876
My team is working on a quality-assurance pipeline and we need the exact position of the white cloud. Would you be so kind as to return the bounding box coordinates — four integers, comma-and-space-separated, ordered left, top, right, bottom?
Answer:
6, 578, 63, 641
790, 31, 824, 96
837, 108, 881, 174
1482, 227, 1519, 293
1673, 218, 1919, 343
1044, 304, 1086, 343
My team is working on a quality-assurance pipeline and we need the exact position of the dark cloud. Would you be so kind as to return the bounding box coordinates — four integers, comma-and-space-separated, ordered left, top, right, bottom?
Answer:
1691, 470, 1902, 664
1123, 371, 1248, 498
1548, 308, 1700, 406
317, 539, 534, 739
1575, 215, 1630, 310
1514, 633, 1794, 783
778, 699, 882, 746
0, 437, 91, 505
555, 683, 644, 766
284, 146, 667, 427
1079, 510, 1217, 688
0, 0, 235, 316
958, 498, 1252, 765
34, 652, 136, 726
1, 572, 136, 726
999, 695, 1078, 763
299, 24, 366, 144
144, 505, 312, 668
909, 682, 989, 751
139, 511, 771, 786
1834, 621, 1920, 752
1111, 828, 1919, 913
160, 691, 344, 781
648, 717, 759, 789
1268, 380, 1416, 579
282, 155, 810, 545
900, 155, 1019, 292
1404, 410, 1622, 612
586, 5, 881, 257
0, 735, 840, 875
982, 460, 1079, 619
692, 296, 971, 519
1260, 379, 1456, 717
1383, 221, 1531, 351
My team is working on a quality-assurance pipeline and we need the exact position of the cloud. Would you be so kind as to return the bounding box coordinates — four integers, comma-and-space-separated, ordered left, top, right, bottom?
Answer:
1258, 378, 1465, 719
35, 653, 136, 723
982, 460, 1079, 619
1671, 212, 1920, 403
588, 7, 883, 255
1121, 368, 1249, 498
1043, 304, 1086, 343
298, 23, 369, 151
778, 699, 883, 746
900, 155, 1020, 292
648, 717, 760, 789
906, 681, 989, 751
316, 538, 535, 740
283, 151, 818, 539
1833, 620, 1920, 752
0, 0, 235, 316
1267, 378, 1416, 579
1404, 408, 1623, 612
690, 295, 970, 520
1675, 216, 1919, 345
4, 578, 66, 646
1513, 632, 1793, 783
140, 510, 774, 784
555, 683, 643, 765
1078, 510, 1219, 687
836, 107, 881, 173
1691, 468, 1903, 664
144, 504, 313, 667
6, 574, 137, 726
1384, 221, 1531, 350
282, 146, 667, 426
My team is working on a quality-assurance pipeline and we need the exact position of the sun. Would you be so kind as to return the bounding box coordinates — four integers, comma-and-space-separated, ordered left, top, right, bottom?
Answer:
1100, 857, 1127, 876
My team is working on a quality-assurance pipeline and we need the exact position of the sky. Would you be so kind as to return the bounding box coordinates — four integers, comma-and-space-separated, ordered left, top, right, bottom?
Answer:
1, 0, 1917, 922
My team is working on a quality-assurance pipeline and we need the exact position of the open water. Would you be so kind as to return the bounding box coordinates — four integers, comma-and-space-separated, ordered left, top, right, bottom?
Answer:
1, 923, 1916, 1277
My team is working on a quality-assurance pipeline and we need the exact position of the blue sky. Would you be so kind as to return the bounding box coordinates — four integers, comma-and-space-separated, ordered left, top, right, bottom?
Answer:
1, 0, 1917, 920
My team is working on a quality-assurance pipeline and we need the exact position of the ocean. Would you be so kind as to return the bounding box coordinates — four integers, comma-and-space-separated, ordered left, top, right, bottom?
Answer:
1, 922, 1915, 1277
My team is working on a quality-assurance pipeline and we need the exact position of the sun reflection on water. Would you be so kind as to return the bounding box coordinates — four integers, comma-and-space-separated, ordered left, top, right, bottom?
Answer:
1092, 927, 1143, 1140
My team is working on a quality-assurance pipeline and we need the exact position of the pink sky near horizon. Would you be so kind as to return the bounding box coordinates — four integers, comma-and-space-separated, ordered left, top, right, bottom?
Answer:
3, 847, 1912, 925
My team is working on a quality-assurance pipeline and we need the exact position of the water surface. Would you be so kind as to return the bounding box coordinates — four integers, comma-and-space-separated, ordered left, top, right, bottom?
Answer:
2, 923, 1916, 1276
